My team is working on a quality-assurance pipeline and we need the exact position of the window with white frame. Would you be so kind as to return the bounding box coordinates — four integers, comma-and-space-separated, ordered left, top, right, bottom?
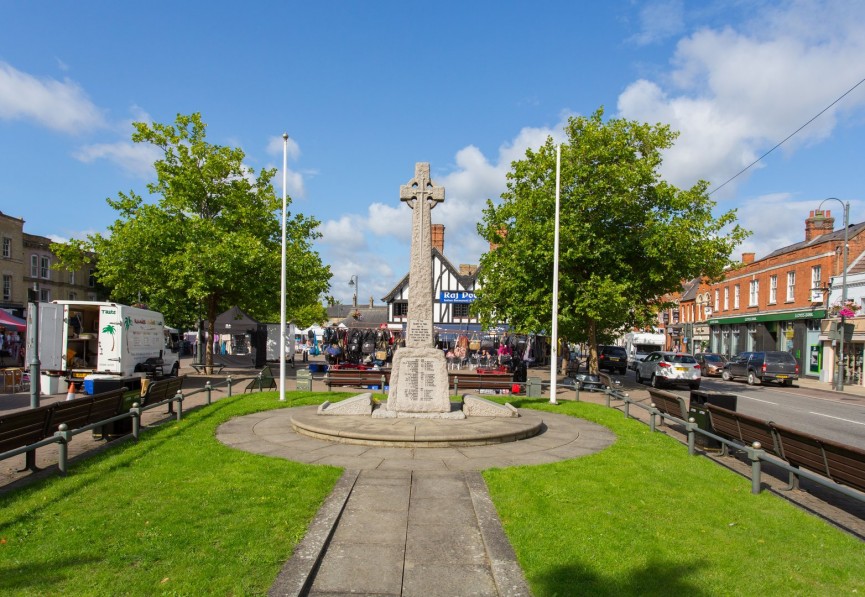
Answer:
769, 275, 777, 304
811, 265, 821, 294
724, 287, 729, 310
734, 285, 740, 309
714, 290, 719, 312
40, 256, 49, 279
749, 279, 759, 306
2, 237, 10, 259
31, 254, 38, 277
89, 269, 96, 288
787, 271, 795, 301
2, 275, 10, 301
40, 288, 50, 302
69, 270, 76, 285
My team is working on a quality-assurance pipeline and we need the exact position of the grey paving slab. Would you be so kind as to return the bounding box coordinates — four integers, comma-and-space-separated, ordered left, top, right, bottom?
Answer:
402, 563, 498, 597
309, 542, 405, 595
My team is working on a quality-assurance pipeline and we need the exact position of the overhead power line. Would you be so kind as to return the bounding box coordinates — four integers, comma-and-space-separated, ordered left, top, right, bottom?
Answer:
709, 76, 865, 196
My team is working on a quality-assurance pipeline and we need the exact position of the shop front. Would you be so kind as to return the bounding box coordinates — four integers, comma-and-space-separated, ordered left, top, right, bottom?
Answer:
707, 308, 825, 379
819, 317, 865, 387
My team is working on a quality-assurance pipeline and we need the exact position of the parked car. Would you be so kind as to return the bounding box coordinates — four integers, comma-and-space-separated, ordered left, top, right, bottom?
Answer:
597, 345, 628, 375
635, 351, 701, 389
694, 352, 728, 377
722, 351, 799, 386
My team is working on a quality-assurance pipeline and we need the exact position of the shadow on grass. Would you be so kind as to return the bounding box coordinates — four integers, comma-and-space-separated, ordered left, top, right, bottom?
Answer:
0, 555, 102, 593
535, 557, 710, 597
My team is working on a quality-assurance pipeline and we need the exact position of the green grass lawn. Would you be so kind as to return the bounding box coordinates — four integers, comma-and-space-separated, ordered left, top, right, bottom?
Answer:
1, 393, 863, 596
485, 399, 865, 596
0, 392, 343, 596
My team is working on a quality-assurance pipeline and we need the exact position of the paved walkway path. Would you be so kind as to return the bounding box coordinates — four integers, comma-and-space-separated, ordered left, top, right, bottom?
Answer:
219, 406, 616, 596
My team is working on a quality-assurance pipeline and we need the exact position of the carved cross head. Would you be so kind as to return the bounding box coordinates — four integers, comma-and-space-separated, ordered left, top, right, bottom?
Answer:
399, 162, 445, 209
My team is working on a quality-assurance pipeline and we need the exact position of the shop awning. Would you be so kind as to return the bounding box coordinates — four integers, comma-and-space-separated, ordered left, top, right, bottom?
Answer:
0, 310, 26, 332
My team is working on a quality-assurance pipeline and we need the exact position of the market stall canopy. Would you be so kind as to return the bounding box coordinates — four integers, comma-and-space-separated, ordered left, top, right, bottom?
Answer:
214, 307, 260, 334
0, 310, 26, 332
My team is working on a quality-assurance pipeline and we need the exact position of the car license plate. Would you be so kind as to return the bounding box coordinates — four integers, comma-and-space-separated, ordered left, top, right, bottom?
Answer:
676, 367, 687, 372
777, 374, 787, 379
610, 357, 619, 361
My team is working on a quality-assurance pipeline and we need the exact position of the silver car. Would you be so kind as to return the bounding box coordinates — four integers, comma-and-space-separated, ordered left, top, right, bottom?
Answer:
635, 351, 701, 389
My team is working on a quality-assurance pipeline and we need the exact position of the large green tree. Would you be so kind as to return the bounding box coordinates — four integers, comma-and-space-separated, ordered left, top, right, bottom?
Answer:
54, 113, 330, 367
475, 108, 749, 373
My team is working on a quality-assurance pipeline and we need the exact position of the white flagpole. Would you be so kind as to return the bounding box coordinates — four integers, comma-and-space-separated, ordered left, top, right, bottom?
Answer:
549, 144, 561, 405
279, 133, 288, 401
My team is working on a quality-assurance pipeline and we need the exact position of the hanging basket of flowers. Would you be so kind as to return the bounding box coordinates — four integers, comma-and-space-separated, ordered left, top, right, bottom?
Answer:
829, 300, 861, 318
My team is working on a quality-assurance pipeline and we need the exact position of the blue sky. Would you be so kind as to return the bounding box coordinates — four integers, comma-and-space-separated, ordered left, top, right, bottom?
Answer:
2, 1, 865, 306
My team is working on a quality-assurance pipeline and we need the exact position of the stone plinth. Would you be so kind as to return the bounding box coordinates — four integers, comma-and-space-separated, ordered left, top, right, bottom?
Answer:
318, 393, 374, 416
378, 346, 456, 418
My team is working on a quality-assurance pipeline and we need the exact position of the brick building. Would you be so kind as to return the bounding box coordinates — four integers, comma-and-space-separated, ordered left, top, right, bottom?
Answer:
702, 209, 865, 381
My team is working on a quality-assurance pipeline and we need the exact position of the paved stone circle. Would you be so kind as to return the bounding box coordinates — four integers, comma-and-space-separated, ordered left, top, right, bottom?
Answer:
217, 405, 617, 471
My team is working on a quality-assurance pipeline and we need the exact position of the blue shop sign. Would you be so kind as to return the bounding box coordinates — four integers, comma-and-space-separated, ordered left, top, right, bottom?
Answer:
440, 291, 476, 303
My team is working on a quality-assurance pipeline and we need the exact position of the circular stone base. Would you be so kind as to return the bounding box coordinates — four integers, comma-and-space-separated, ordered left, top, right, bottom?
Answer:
291, 407, 544, 447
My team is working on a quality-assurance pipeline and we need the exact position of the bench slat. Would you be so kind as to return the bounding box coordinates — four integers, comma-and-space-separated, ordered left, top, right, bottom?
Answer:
0, 408, 52, 453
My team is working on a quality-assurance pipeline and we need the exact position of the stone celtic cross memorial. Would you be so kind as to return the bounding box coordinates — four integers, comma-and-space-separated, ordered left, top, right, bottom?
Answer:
375, 162, 461, 418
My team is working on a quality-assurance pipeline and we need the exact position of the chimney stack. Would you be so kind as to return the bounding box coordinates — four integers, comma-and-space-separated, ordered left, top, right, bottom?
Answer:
742, 252, 755, 265
805, 209, 834, 241
431, 224, 445, 254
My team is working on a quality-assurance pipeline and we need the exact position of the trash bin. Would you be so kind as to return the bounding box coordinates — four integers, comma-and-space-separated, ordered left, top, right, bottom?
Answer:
689, 390, 738, 449
526, 376, 542, 397
296, 369, 313, 391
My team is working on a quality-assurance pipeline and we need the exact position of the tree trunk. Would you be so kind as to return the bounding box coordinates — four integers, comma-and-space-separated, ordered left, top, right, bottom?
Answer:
205, 295, 217, 374
587, 319, 599, 375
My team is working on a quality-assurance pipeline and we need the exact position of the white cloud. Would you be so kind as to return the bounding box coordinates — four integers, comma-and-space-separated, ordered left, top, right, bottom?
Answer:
630, 0, 685, 46
264, 135, 305, 198
0, 61, 105, 133
266, 134, 301, 159
315, 117, 572, 304
73, 141, 160, 178
616, 1, 865, 196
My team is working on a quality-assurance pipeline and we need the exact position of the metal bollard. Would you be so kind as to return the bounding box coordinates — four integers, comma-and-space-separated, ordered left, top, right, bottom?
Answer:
623, 398, 630, 419
454, 376, 459, 396
687, 418, 697, 455
748, 442, 764, 494
56, 423, 71, 475
175, 391, 183, 421
649, 406, 657, 433
227, 376, 233, 397
257, 371, 263, 392
131, 403, 141, 440
605, 389, 611, 408
205, 381, 212, 405
575, 384, 580, 402
380, 375, 386, 391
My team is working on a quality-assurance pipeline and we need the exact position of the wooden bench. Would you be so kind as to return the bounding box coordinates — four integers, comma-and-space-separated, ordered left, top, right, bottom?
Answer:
0, 405, 53, 457
647, 388, 688, 421
771, 422, 865, 493
191, 362, 225, 374
323, 368, 391, 391
450, 372, 514, 394
706, 404, 781, 456
141, 376, 185, 408
47, 388, 127, 434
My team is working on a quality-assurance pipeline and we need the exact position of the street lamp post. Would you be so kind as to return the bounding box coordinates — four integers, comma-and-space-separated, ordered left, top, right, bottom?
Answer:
818, 198, 849, 392
348, 275, 359, 308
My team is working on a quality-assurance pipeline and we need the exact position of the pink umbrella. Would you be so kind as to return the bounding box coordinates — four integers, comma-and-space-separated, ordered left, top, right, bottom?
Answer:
0, 309, 26, 332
